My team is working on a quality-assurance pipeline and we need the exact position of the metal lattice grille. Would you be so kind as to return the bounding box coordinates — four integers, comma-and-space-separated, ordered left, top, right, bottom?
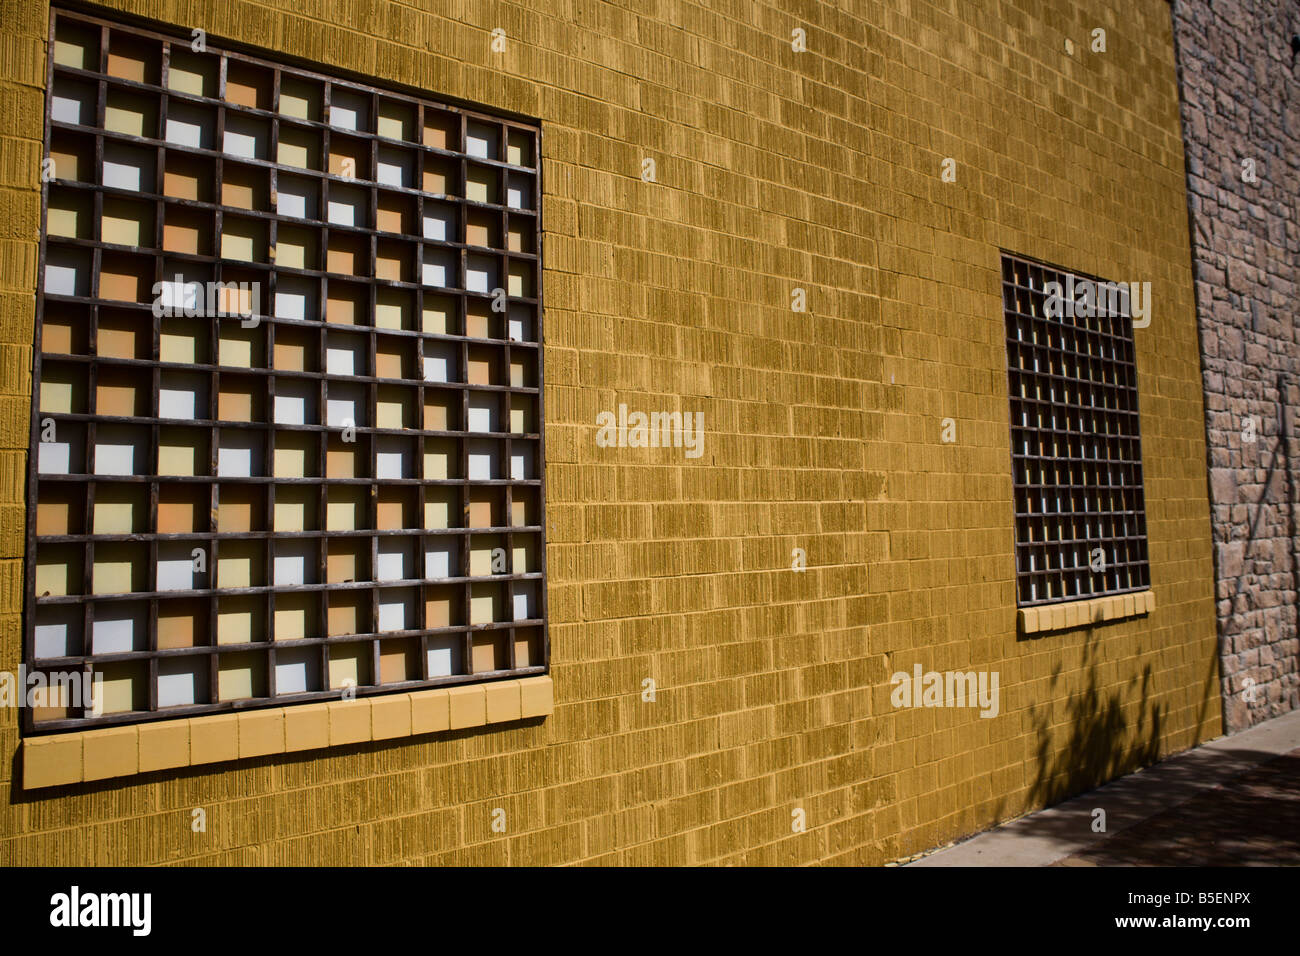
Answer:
24, 7, 547, 732
1001, 253, 1150, 608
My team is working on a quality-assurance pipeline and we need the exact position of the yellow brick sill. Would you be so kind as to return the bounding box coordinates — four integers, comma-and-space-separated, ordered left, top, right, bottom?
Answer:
1018, 590, 1155, 636
20, 675, 553, 791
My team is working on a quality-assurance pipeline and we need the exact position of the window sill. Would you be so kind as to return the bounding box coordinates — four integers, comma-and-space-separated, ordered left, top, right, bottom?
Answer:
20, 675, 553, 791
1018, 590, 1154, 635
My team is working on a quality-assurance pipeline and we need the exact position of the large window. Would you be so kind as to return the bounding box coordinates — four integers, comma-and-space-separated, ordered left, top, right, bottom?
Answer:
1001, 253, 1150, 608
25, 7, 546, 732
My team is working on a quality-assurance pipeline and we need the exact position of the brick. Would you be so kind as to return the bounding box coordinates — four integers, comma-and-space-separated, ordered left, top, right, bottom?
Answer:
82, 725, 139, 782
284, 702, 330, 753
370, 694, 412, 741
447, 685, 487, 729
189, 714, 239, 766
328, 699, 371, 746
410, 688, 450, 735
238, 709, 285, 758
138, 719, 189, 773
22, 733, 81, 789
484, 680, 522, 724
1086, 599, 1105, 625
1064, 601, 1082, 629
520, 676, 555, 718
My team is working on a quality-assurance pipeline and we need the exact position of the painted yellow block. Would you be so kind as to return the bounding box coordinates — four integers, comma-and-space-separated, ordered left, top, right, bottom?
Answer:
275, 239, 306, 269
158, 441, 202, 476
23, 734, 83, 789
53, 37, 92, 69
284, 702, 330, 752
447, 685, 486, 729
377, 110, 409, 140
279, 90, 312, 120
411, 688, 450, 735
139, 720, 190, 772
93, 670, 139, 714
93, 499, 138, 534
189, 714, 239, 765
238, 710, 284, 758
328, 646, 363, 690
167, 65, 207, 96
35, 558, 73, 597
375, 299, 405, 329
376, 400, 405, 429
273, 444, 309, 477
221, 230, 255, 262
102, 212, 142, 246
470, 545, 496, 577
82, 726, 139, 782
508, 545, 526, 574
425, 499, 450, 529
104, 104, 147, 137
274, 498, 308, 532
326, 500, 359, 530
218, 656, 263, 701
485, 680, 521, 724
160, 330, 198, 364
277, 139, 310, 168
47, 205, 83, 238
520, 675, 554, 718
327, 699, 371, 745
371, 695, 411, 740
92, 559, 134, 594
424, 449, 451, 479
422, 301, 451, 333
219, 335, 253, 367
40, 379, 74, 413
217, 554, 254, 588
274, 604, 309, 641
470, 591, 499, 624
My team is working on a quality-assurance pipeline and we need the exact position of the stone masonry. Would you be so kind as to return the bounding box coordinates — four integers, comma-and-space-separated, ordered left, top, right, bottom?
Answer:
1172, 0, 1300, 730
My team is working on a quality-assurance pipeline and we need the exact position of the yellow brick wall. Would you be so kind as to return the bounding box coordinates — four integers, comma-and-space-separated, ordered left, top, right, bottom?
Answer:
0, 0, 1220, 865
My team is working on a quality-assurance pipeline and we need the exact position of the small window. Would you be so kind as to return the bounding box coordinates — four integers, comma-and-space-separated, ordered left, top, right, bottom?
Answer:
1001, 253, 1150, 608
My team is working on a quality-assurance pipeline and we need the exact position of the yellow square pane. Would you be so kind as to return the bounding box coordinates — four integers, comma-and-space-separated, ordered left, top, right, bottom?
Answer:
92, 559, 134, 594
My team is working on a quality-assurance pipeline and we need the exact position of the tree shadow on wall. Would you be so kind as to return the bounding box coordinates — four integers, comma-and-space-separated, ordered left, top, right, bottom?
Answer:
1025, 630, 1164, 810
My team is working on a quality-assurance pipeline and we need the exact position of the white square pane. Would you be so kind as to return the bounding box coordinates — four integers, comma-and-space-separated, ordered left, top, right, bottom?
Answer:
157, 557, 195, 591
275, 649, 314, 695
426, 637, 457, 677
102, 159, 143, 191
274, 553, 306, 586
159, 387, 197, 420
38, 441, 72, 474
94, 443, 137, 476
157, 658, 203, 708
424, 541, 454, 578
377, 543, 409, 582
513, 582, 537, 620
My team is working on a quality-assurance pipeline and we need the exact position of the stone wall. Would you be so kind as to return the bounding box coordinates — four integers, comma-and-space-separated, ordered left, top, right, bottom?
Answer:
1172, 0, 1300, 731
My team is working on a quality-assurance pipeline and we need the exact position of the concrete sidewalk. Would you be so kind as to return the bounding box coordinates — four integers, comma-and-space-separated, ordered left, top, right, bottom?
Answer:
911, 710, 1300, 866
